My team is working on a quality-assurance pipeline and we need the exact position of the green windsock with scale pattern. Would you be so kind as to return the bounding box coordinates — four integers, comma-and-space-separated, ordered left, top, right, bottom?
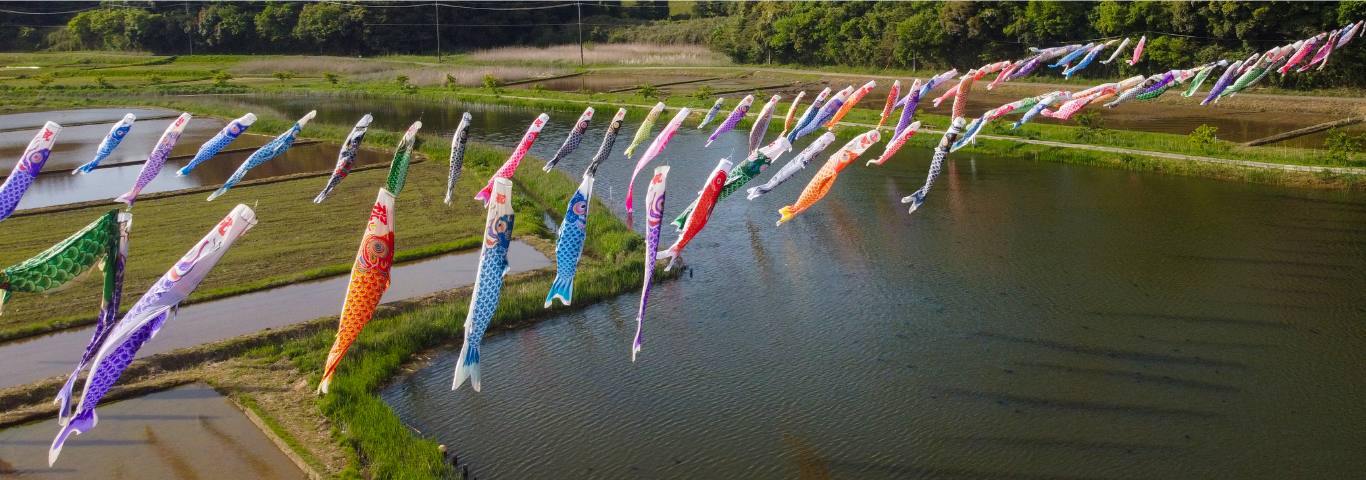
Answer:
0, 210, 122, 314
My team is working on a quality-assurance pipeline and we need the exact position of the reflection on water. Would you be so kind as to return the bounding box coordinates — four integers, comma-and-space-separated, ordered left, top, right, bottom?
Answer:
0, 384, 302, 479
368, 107, 1366, 478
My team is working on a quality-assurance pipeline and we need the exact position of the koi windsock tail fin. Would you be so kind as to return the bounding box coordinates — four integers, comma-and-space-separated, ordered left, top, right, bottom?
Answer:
49, 408, 96, 466
745, 187, 762, 201
776, 206, 796, 226
206, 185, 230, 202
0, 289, 10, 315
54, 366, 82, 425
901, 188, 928, 214
656, 246, 681, 272
317, 346, 347, 395
624, 182, 637, 214
474, 183, 493, 203
632, 316, 644, 362
451, 340, 482, 392
114, 188, 141, 209
313, 191, 327, 204
544, 274, 574, 307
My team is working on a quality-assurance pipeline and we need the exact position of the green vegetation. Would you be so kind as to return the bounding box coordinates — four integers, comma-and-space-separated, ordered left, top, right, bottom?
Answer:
212, 71, 233, 87
323, 71, 340, 85
481, 74, 503, 91
393, 73, 409, 87
1325, 128, 1366, 165
272, 70, 294, 84
635, 83, 660, 99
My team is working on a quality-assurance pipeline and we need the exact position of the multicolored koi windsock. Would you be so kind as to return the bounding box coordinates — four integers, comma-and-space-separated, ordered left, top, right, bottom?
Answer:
544, 109, 620, 307
445, 113, 473, 205
318, 189, 395, 394
634, 165, 668, 361
776, 130, 880, 226
1013, 92, 1072, 129
698, 98, 725, 130
50, 205, 256, 466
878, 81, 900, 128
453, 178, 516, 392
894, 79, 922, 139
786, 88, 831, 144
902, 118, 964, 215
1125, 35, 1147, 65
1051, 43, 1093, 69
673, 137, 791, 229
53, 211, 130, 425
868, 121, 921, 166
177, 113, 256, 176
626, 108, 690, 214
476, 113, 549, 203
749, 95, 781, 153
748, 132, 837, 200
792, 87, 850, 141
656, 158, 730, 271
782, 91, 806, 135
1101, 37, 1131, 64
707, 95, 753, 146
385, 121, 422, 196
208, 111, 314, 201
0, 122, 60, 223
116, 113, 191, 208
544, 107, 594, 172
825, 80, 876, 129
1202, 60, 1244, 105
625, 103, 666, 157
314, 114, 372, 203
74, 114, 135, 174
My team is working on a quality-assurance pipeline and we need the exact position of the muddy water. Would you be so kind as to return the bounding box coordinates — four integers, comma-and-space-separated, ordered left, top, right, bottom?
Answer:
0, 384, 303, 479
0, 111, 388, 210
366, 106, 1366, 478
0, 242, 549, 389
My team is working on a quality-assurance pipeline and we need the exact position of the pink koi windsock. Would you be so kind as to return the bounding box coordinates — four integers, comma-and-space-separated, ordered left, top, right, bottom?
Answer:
476, 113, 549, 203
867, 121, 921, 166
625, 108, 690, 214
1125, 35, 1147, 65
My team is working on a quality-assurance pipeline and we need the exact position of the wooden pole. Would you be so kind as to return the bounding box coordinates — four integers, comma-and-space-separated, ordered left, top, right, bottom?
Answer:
1243, 115, 1366, 147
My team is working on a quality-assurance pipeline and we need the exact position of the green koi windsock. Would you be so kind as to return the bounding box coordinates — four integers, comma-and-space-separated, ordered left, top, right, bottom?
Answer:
387, 121, 423, 196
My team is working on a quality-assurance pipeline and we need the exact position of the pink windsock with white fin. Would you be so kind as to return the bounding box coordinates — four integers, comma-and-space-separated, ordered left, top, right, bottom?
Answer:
476, 113, 549, 204
1125, 35, 1147, 65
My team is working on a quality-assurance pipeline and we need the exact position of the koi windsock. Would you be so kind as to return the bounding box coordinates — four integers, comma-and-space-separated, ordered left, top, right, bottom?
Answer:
747, 132, 837, 200
625, 103, 666, 157
707, 95, 753, 146
781, 91, 806, 135
776, 130, 880, 226
314, 114, 372, 203
476, 113, 549, 203
544, 115, 611, 307
54, 211, 130, 425
901, 118, 965, 215
868, 121, 921, 166
586, 109, 627, 179
1202, 60, 1244, 105
50, 205, 256, 466
825, 80, 876, 128
1125, 36, 1147, 65
0, 210, 120, 315
749, 95, 781, 153
786, 88, 831, 144
656, 158, 731, 271
0, 122, 60, 223
950, 72, 977, 122
1101, 37, 1131, 64
634, 165, 668, 361
453, 178, 516, 392
207, 111, 314, 201
1051, 43, 1094, 68
177, 113, 256, 176
544, 107, 594, 172
386, 121, 422, 196
878, 81, 900, 128
625, 108, 690, 214
74, 114, 136, 174
791, 87, 850, 141
893, 79, 922, 139
673, 137, 791, 229
697, 98, 725, 130
1279, 34, 1322, 74
117, 113, 191, 208
318, 189, 395, 394
444, 113, 472, 205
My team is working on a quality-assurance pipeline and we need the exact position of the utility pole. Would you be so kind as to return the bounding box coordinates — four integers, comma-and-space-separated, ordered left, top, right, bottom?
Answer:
435, 1, 441, 62
185, 2, 194, 56
578, 2, 584, 66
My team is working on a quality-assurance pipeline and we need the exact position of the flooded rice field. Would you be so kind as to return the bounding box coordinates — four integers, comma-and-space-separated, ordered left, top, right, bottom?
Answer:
0, 384, 303, 479
0, 242, 549, 389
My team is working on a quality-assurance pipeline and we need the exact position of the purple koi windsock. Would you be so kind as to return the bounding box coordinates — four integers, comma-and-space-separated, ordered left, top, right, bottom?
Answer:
115, 113, 191, 209
0, 122, 61, 223
634, 165, 668, 361
707, 95, 754, 146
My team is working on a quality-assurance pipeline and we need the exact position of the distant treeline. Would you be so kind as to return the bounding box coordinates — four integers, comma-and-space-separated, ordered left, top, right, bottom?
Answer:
0, 1, 673, 55
707, 1, 1366, 89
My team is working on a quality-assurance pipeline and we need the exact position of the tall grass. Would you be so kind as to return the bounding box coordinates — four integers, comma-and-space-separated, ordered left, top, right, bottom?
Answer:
467, 43, 727, 66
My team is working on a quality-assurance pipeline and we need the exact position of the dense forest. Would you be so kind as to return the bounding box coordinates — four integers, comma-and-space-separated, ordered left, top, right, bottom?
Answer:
1, 1, 1364, 88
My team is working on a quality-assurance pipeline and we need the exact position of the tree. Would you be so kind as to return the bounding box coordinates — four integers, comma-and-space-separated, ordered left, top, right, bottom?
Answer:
255, 2, 301, 43
394, 74, 410, 87
294, 3, 360, 53
213, 71, 233, 87
272, 70, 293, 84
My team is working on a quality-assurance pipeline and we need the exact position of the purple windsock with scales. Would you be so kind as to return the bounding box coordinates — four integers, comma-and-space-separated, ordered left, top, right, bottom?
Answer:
707, 95, 754, 146
633, 165, 668, 361
1, 122, 61, 223
115, 113, 192, 209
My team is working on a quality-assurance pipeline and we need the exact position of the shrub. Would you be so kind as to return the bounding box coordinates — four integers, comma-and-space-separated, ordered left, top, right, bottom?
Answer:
35, 73, 55, 87
271, 70, 294, 83
1072, 111, 1107, 142
323, 72, 339, 84
144, 72, 163, 85
212, 71, 233, 87
482, 74, 503, 91
636, 83, 660, 98
1188, 124, 1219, 150
444, 73, 456, 88
94, 75, 111, 88
690, 85, 715, 100
394, 73, 410, 86
530, 83, 547, 92
1325, 127, 1365, 164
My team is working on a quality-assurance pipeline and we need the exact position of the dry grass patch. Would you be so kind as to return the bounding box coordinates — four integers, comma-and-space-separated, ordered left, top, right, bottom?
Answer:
356, 65, 569, 86
467, 43, 728, 66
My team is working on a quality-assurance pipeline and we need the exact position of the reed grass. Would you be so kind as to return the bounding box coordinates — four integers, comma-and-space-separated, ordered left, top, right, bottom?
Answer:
466, 43, 726, 66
